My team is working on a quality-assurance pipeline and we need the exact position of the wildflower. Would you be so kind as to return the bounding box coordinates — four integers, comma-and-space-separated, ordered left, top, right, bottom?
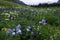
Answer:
26, 26, 31, 32
50, 35, 54, 40
16, 24, 21, 31
11, 29, 16, 37
6, 28, 12, 35
26, 26, 31, 29
26, 28, 30, 32
16, 24, 22, 34
37, 27, 39, 30
12, 31, 16, 37
16, 29, 22, 34
12, 29, 16, 32
39, 19, 46, 25
2, 27, 7, 32
37, 26, 40, 30
10, 15, 14, 20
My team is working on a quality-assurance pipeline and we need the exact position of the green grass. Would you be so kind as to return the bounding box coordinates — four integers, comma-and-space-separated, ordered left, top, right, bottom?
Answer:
0, 0, 30, 8
0, 8, 60, 40
0, 0, 60, 40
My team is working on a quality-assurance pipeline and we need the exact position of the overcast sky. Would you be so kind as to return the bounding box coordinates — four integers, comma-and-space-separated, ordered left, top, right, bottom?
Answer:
19, 0, 59, 5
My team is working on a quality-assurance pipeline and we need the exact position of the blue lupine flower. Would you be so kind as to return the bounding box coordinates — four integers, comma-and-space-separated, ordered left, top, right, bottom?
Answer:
16, 24, 21, 31
16, 29, 22, 34
26, 26, 31, 32
12, 29, 15, 32
26, 26, 31, 29
6, 28, 16, 37
11, 29, 16, 37
39, 19, 46, 25
6, 28, 12, 35
12, 31, 16, 37
16, 24, 22, 34
26, 28, 30, 32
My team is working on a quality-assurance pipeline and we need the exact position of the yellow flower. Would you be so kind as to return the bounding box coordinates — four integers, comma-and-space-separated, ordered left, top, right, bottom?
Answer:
2, 27, 7, 32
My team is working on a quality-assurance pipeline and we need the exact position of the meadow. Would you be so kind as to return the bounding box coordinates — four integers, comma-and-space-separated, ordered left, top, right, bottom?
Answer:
0, 0, 60, 40
0, 7, 60, 40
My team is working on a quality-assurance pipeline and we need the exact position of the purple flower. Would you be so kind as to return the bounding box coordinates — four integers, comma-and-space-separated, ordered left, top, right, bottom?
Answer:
12, 32, 15, 37
39, 19, 46, 25
16, 24, 21, 28
6, 28, 16, 37
26, 26, 31, 32
11, 29, 16, 37
16, 24, 22, 34
16, 29, 22, 34
26, 28, 30, 32
26, 26, 31, 29
12, 29, 15, 32
16, 24, 21, 31
6, 28, 12, 35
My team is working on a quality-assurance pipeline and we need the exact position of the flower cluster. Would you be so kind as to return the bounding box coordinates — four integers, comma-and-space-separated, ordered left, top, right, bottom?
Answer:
2, 19, 47, 38
5, 24, 35, 37
39, 19, 46, 25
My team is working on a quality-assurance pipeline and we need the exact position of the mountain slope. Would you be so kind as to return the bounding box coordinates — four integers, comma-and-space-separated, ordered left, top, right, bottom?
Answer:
0, 0, 29, 8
